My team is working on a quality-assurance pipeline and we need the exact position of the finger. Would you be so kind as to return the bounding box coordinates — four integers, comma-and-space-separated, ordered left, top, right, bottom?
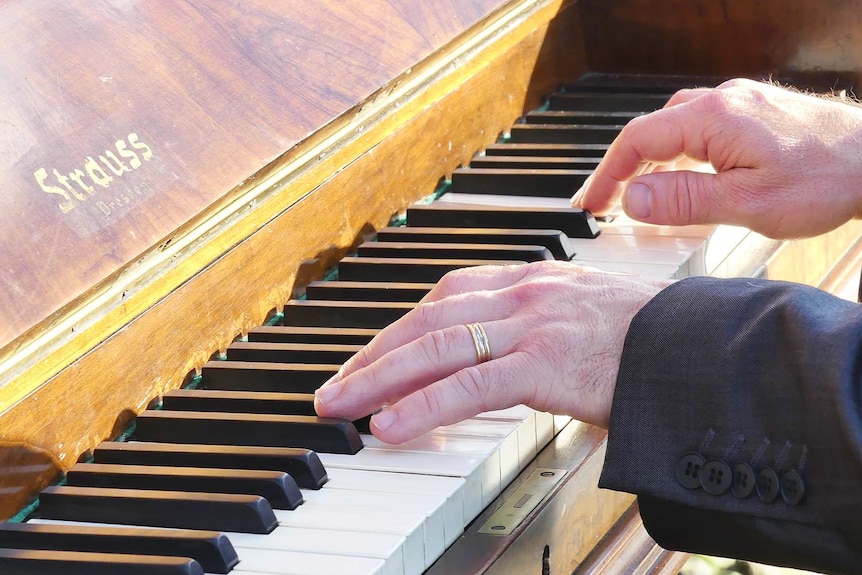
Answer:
420, 263, 534, 304
369, 351, 532, 443
574, 102, 712, 215
323, 285, 519, 386
662, 87, 713, 109
315, 319, 507, 420
622, 169, 727, 225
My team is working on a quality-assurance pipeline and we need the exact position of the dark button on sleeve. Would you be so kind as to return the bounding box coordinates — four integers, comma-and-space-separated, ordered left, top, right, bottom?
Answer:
700, 460, 732, 495
756, 467, 780, 503
675, 453, 705, 489
731, 462, 755, 499
780, 469, 806, 506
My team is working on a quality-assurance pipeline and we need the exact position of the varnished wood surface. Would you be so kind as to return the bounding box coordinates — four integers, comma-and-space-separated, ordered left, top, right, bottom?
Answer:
0, 0, 514, 389
0, 0, 583, 519
577, 0, 862, 81
574, 504, 689, 575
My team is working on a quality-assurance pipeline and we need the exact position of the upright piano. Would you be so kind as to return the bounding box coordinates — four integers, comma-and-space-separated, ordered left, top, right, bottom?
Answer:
2, 1, 862, 573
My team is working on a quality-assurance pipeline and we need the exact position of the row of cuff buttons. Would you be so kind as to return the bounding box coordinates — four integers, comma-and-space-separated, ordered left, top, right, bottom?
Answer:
675, 452, 805, 505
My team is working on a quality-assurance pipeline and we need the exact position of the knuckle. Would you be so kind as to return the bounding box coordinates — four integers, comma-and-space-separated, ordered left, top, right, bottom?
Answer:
716, 78, 752, 90
416, 329, 452, 366
416, 385, 445, 418
435, 268, 467, 295
697, 90, 734, 116
451, 366, 490, 409
411, 299, 443, 331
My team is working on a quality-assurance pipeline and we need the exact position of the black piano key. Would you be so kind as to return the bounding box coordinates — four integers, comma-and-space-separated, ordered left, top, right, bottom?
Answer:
450, 167, 589, 197
249, 325, 380, 344
469, 155, 599, 170
484, 143, 609, 157
508, 124, 622, 144
524, 110, 641, 125
226, 341, 361, 364
560, 82, 683, 94
134, 411, 364, 455
282, 300, 414, 328
305, 281, 432, 303
0, 523, 236, 574
201, 360, 337, 393
375, 226, 576, 260
357, 241, 553, 262
160, 389, 373, 433
163, 389, 317, 415
66, 462, 303, 511
38, 486, 277, 534
339, 256, 523, 283
94, 442, 328, 490
547, 92, 669, 112
0, 548, 204, 575
407, 203, 600, 239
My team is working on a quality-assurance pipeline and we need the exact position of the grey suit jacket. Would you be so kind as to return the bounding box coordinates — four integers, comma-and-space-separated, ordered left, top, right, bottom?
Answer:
600, 277, 862, 575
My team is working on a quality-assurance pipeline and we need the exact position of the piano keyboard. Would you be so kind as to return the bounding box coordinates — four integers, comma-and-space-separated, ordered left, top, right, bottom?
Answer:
0, 77, 762, 575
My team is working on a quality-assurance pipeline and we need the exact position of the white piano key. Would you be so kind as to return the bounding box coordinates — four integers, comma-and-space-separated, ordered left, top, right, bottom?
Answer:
273, 507, 425, 575
318, 448, 488, 522
598, 212, 715, 238
323, 468, 465, 547
228, 527, 405, 575
535, 411, 555, 449
554, 414, 572, 435
568, 240, 696, 275
360, 433, 504, 506
570, 259, 682, 279
228, 548, 385, 575
299, 487, 447, 568
474, 407, 538, 468
431, 418, 522, 485
28, 516, 410, 575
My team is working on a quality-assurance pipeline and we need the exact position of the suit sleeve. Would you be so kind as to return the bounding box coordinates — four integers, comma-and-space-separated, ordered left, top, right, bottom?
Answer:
598, 277, 862, 575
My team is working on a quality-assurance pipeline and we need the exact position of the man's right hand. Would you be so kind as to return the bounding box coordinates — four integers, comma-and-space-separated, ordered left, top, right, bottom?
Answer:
573, 78, 862, 239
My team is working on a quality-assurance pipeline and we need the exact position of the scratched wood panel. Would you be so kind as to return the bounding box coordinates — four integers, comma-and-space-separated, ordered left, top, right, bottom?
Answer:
577, 0, 862, 81
0, 0, 508, 350
0, 0, 584, 520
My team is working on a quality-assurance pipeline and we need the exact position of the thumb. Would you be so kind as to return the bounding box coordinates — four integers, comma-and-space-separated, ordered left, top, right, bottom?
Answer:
622, 170, 722, 226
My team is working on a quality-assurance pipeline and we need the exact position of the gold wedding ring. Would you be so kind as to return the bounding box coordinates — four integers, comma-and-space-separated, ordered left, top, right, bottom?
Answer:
465, 322, 492, 364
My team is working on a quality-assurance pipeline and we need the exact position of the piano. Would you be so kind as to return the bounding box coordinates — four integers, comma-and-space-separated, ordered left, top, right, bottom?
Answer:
2, 0, 862, 573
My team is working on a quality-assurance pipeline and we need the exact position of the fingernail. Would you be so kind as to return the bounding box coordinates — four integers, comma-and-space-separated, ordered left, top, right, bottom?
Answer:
625, 182, 652, 219
315, 380, 342, 405
372, 408, 397, 431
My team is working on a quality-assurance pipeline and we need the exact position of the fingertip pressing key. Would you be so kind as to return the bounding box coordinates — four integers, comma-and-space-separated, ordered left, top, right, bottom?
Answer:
371, 407, 397, 431
314, 379, 342, 406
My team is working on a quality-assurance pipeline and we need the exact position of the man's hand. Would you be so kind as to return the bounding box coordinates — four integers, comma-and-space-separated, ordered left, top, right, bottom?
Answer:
573, 78, 862, 239
314, 261, 670, 444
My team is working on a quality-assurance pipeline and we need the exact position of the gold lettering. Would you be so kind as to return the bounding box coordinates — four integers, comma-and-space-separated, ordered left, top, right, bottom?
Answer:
99, 151, 130, 176
68, 169, 94, 195
115, 139, 141, 169
128, 133, 153, 161
34, 168, 75, 213
36, 131, 154, 215
53, 168, 87, 201
83, 156, 113, 188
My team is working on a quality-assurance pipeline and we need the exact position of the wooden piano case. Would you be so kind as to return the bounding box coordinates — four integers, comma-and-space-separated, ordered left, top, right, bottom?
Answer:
1, 0, 861, 573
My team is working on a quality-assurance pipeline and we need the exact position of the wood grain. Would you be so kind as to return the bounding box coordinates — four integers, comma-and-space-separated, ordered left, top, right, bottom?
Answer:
577, 0, 862, 82
0, 0, 582, 520
0, 0, 511, 392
